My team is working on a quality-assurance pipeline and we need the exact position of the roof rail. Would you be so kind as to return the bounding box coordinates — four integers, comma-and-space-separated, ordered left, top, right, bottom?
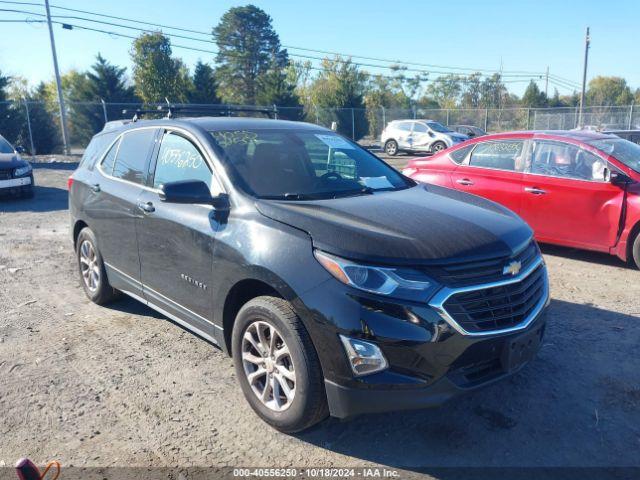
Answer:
122, 103, 278, 122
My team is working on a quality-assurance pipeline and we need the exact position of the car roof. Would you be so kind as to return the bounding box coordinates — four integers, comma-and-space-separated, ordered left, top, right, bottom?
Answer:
477, 130, 617, 142
105, 116, 331, 134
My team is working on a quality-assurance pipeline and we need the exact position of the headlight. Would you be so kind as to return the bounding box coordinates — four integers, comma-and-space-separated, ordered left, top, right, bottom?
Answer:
314, 250, 440, 301
14, 164, 32, 177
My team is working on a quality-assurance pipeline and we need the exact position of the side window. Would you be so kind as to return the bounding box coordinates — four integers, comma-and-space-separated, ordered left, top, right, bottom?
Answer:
530, 141, 606, 181
81, 133, 115, 170
469, 141, 524, 171
100, 137, 120, 175
112, 129, 157, 184
449, 144, 474, 164
397, 122, 412, 132
413, 123, 429, 133
153, 132, 214, 190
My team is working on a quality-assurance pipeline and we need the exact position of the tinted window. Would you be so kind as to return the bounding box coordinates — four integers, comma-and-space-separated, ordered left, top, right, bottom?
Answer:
449, 144, 474, 164
81, 133, 116, 170
210, 129, 410, 199
153, 132, 213, 189
100, 138, 120, 174
469, 141, 524, 171
587, 138, 640, 174
426, 121, 452, 133
0, 135, 13, 154
413, 123, 429, 133
531, 141, 606, 181
112, 128, 157, 184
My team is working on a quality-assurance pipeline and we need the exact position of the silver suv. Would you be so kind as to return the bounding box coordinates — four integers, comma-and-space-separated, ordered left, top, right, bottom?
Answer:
381, 119, 468, 156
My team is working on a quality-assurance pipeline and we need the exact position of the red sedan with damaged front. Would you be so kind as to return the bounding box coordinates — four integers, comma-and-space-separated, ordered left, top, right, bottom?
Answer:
403, 130, 640, 268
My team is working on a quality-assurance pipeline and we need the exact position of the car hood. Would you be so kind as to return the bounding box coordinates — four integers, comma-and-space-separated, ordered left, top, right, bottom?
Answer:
0, 153, 25, 168
447, 133, 468, 141
255, 184, 533, 265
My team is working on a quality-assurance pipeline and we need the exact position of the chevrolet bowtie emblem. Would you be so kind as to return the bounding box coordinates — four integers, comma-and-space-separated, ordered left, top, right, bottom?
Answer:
503, 260, 522, 276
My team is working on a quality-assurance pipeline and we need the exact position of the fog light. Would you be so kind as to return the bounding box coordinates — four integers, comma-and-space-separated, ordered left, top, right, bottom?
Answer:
339, 335, 388, 376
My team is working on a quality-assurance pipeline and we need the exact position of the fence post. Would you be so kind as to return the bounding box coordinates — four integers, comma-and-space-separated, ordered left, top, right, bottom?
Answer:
315, 107, 319, 125
484, 109, 489, 132
381, 106, 386, 131
412, 105, 417, 119
446, 109, 450, 126
23, 99, 36, 157
629, 103, 634, 130
100, 98, 108, 125
351, 108, 355, 140
526, 108, 531, 130
273, 104, 278, 120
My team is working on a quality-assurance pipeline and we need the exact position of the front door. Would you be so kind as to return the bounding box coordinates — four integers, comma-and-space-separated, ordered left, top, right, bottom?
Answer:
450, 139, 527, 214
410, 122, 434, 152
519, 140, 624, 250
136, 130, 224, 337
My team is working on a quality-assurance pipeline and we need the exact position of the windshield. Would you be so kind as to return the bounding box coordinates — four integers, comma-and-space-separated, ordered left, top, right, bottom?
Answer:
209, 129, 412, 199
0, 136, 14, 154
587, 138, 640, 173
426, 121, 452, 133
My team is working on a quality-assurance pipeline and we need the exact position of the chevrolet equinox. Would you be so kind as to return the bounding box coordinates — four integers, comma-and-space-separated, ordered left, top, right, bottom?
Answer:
69, 117, 549, 432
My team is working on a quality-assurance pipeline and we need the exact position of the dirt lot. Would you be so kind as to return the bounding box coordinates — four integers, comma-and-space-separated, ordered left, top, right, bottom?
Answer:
1, 157, 639, 476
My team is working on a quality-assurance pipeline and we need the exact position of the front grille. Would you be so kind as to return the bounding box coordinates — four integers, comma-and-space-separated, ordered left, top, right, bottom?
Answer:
0, 169, 12, 180
442, 264, 546, 333
424, 241, 539, 287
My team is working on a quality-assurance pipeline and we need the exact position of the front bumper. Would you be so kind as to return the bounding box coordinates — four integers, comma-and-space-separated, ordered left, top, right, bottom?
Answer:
0, 175, 33, 196
324, 312, 547, 418
295, 259, 550, 419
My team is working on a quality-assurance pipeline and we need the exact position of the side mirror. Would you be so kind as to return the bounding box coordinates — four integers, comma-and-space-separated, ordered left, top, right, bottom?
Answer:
159, 180, 230, 210
605, 168, 632, 185
428, 131, 435, 138
15, 146, 26, 154
467, 132, 476, 138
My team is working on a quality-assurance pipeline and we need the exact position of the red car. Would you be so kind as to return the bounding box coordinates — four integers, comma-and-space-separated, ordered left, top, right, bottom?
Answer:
403, 130, 640, 268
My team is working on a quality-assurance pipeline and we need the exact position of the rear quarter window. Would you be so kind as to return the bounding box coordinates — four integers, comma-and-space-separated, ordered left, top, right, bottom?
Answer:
449, 144, 474, 164
80, 132, 117, 170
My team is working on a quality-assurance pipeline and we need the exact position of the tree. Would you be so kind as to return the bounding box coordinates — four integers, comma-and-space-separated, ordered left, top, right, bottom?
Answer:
131, 32, 190, 104
22, 83, 60, 154
547, 88, 564, 107
586, 76, 633, 106
308, 56, 369, 140
213, 5, 288, 104
426, 75, 463, 108
256, 63, 303, 119
364, 73, 413, 137
188, 61, 220, 104
521, 81, 547, 108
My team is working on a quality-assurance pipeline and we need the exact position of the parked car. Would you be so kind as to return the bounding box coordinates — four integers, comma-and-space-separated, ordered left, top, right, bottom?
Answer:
69, 117, 549, 432
381, 119, 468, 156
449, 125, 487, 138
604, 129, 640, 145
403, 130, 640, 268
0, 134, 34, 198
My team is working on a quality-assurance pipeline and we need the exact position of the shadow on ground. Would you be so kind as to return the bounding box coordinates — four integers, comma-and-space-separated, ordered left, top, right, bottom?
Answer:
0, 185, 68, 212
540, 243, 630, 269
294, 299, 640, 470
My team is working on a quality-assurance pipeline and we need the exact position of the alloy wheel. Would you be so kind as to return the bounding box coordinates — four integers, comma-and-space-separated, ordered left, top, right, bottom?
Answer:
79, 240, 100, 292
241, 320, 296, 411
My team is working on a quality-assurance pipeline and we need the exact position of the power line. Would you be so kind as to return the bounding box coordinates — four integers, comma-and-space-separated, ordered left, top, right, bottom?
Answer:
0, 0, 564, 80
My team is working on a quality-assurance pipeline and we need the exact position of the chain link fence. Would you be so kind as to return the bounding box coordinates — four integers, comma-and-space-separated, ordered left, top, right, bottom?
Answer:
1, 100, 638, 155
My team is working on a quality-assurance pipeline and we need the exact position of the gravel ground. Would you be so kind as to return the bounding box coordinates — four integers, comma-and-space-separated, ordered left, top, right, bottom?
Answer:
0, 157, 639, 476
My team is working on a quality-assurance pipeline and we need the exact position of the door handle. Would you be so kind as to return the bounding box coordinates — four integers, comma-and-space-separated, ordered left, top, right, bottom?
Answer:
456, 178, 474, 186
137, 201, 155, 213
524, 187, 546, 195
91, 183, 101, 193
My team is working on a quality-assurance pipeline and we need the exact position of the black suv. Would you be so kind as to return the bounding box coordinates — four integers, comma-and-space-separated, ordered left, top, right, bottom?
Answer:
69, 117, 549, 432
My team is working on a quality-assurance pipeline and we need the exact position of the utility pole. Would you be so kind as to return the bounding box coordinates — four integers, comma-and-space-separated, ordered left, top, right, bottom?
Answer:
578, 27, 590, 128
544, 66, 549, 98
44, 0, 70, 154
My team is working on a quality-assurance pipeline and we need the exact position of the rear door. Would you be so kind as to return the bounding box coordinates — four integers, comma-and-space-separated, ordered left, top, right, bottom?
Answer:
136, 129, 223, 336
89, 127, 159, 296
450, 139, 527, 214
520, 140, 624, 250
395, 121, 414, 150
410, 122, 434, 152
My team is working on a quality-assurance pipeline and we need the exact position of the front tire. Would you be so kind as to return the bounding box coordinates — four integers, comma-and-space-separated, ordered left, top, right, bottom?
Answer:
384, 139, 399, 156
232, 296, 328, 433
76, 227, 119, 305
631, 231, 640, 270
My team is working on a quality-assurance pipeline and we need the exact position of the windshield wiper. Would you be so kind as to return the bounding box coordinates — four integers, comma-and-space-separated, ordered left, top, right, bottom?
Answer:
330, 187, 375, 198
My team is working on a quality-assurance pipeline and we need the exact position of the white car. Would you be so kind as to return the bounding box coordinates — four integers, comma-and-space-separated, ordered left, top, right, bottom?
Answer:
380, 119, 468, 156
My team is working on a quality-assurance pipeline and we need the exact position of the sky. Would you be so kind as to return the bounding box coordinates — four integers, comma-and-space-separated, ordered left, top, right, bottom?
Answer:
0, 0, 638, 97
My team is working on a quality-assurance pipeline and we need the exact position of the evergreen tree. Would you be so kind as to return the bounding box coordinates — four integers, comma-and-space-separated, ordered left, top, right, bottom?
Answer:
213, 5, 288, 104
188, 61, 220, 104
521, 81, 548, 108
